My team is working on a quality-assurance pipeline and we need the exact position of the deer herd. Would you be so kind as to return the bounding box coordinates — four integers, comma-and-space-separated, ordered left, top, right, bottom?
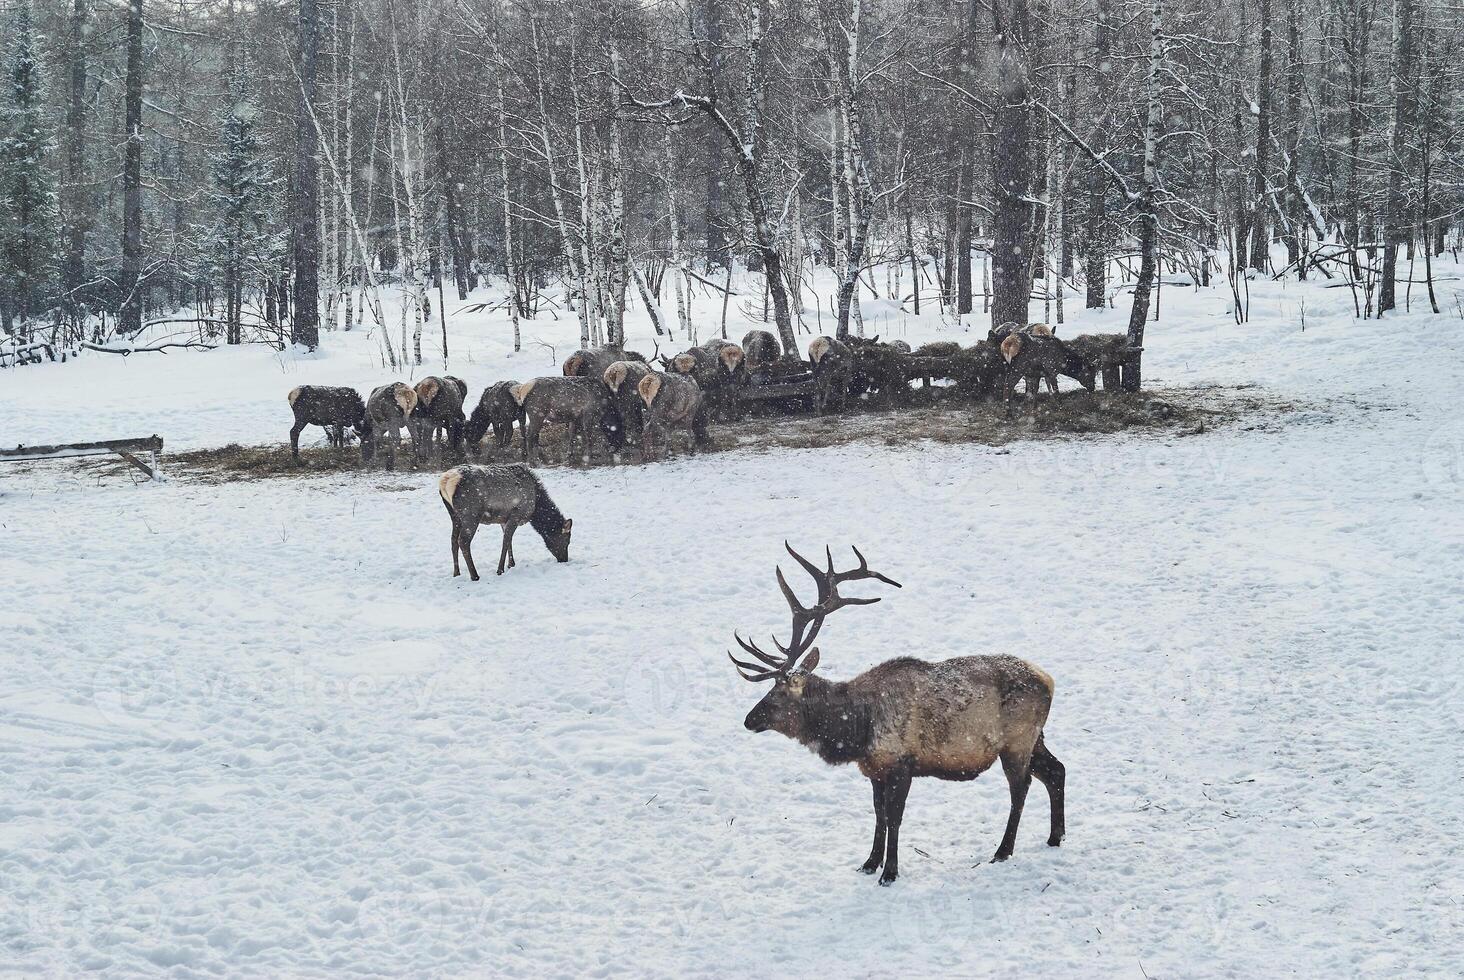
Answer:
285, 328, 1080, 886
287, 323, 1137, 473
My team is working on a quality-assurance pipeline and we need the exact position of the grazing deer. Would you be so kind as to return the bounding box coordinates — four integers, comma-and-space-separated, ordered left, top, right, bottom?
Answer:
412, 375, 467, 459
913, 340, 962, 358
949, 343, 1005, 399
512, 376, 626, 466
361, 382, 419, 470
741, 329, 782, 379
808, 336, 853, 414
465, 381, 524, 455
729, 544, 1065, 885
843, 336, 910, 404
438, 464, 573, 579
637, 371, 710, 461
987, 321, 1054, 346
1066, 333, 1138, 391
604, 359, 654, 441
287, 386, 366, 464
998, 333, 1096, 414
669, 340, 747, 420
563, 346, 647, 382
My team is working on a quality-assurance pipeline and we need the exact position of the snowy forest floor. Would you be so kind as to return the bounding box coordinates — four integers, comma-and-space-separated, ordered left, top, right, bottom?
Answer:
2, 264, 1463, 977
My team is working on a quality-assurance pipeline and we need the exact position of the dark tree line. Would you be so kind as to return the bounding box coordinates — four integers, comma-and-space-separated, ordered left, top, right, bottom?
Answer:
1, 0, 1460, 362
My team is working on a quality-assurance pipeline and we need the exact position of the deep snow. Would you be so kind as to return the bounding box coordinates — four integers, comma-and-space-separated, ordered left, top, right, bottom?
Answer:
2, 265, 1462, 977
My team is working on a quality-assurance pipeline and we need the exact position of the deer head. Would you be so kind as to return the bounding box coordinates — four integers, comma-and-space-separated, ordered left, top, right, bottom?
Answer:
730, 543, 901, 736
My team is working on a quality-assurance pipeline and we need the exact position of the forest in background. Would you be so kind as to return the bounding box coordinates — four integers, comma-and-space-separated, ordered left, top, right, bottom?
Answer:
0, 0, 1459, 373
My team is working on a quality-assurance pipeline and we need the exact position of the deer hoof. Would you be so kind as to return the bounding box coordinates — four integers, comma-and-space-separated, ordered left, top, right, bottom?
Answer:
469, 573, 480, 582
1047, 835, 1062, 847
859, 861, 880, 875
878, 872, 898, 886
991, 851, 1012, 863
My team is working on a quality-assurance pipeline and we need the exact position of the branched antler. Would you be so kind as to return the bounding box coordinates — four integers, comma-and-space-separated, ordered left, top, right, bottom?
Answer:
728, 543, 902, 682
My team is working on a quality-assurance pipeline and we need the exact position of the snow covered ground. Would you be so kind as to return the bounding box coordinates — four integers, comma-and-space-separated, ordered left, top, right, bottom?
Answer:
2, 265, 1463, 976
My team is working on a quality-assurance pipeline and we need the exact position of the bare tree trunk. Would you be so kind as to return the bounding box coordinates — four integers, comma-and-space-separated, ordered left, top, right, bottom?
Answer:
495, 78, 521, 352
62, 0, 88, 329
1124, 0, 1163, 392
1249, 0, 1273, 272
292, 0, 322, 348
990, 0, 1033, 329
662, 128, 691, 339
604, 46, 629, 346
1379, 0, 1416, 314
119, 0, 144, 335
1084, 0, 1112, 309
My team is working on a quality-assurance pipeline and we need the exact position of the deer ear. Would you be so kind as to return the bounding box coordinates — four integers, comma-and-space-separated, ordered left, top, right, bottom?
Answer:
562, 518, 572, 532
799, 648, 820, 673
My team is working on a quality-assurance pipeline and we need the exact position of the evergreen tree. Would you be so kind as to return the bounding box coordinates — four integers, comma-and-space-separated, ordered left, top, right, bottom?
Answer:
0, 2, 58, 337
204, 84, 279, 345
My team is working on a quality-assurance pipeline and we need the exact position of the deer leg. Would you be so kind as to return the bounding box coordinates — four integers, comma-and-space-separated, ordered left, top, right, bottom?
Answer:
1029, 735, 1066, 847
860, 778, 887, 874
879, 760, 913, 886
459, 523, 481, 582
565, 419, 579, 466
385, 424, 399, 471
498, 523, 517, 575
523, 418, 538, 465
993, 748, 1034, 862
1045, 370, 1059, 397
290, 420, 306, 464
442, 498, 461, 577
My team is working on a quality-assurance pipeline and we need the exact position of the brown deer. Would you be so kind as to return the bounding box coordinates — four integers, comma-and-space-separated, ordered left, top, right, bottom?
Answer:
603, 360, 654, 441
361, 382, 418, 470
465, 381, 523, 455
740, 329, 782, 379
729, 544, 1065, 885
287, 385, 366, 464
669, 340, 747, 420
412, 376, 467, 459
1066, 333, 1139, 391
512, 376, 626, 466
808, 336, 852, 414
998, 333, 1096, 414
438, 464, 573, 579
637, 370, 709, 461
563, 346, 647, 382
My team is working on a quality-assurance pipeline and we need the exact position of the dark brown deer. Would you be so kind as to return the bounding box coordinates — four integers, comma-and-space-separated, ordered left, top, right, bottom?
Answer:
987, 321, 1054, 345
412, 376, 467, 459
287, 386, 366, 464
808, 336, 852, 414
361, 382, 418, 470
438, 464, 573, 579
1066, 333, 1139, 391
637, 371, 709, 461
729, 544, 1065, 885
563, 346, 647, 382
948, 342, 1005, 399
512, 376, 626, 466
465, 381, 523, 455
998, 333, 1096, 415
603, 359, 654, 441
845, 337, 910, 404
670, 340, 747, 420
741, 329, 782, 379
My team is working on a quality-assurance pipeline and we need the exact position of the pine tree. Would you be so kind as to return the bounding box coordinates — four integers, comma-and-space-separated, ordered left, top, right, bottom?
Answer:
205, 84, 280, 345
0, 1, 58, 337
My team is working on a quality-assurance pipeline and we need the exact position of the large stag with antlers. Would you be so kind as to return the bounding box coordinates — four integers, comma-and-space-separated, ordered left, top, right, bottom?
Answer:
729, 545, 1065, 884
